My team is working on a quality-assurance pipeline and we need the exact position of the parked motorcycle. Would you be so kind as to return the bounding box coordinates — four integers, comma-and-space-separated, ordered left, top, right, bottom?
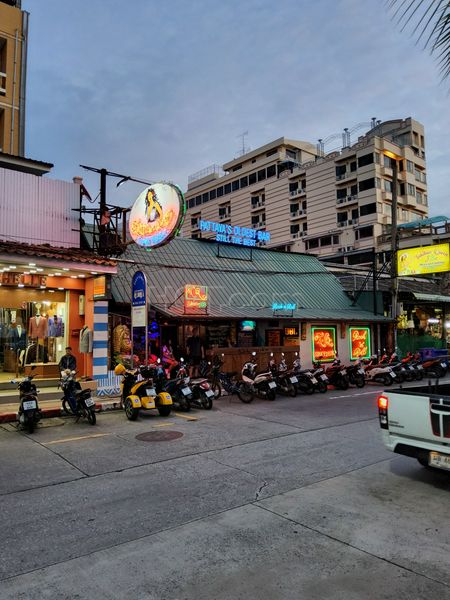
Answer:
269, 353, 296, 397
346, 360, 366, 388
318, 358, 349, 390
379, 353, 408, 383
240, 352, 277, 402
362, 356, 396, 386
178, 359, 214, 410
208, 354, 246, 399
60, 370, 97, 425
291, 353, 317, 394
420, 355, 448, 378
115, 363, 173, 420
155, 359, 192, 412
13, 367, 41, 433
309, 361, 329, 393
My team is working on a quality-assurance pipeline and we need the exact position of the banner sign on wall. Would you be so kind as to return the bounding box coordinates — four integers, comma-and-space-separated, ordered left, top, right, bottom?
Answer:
131, 271, 147, 328
397, 243, 450, 277
129, 182, 186, 249
311, 327, 336, 362
349, 327, 371, 360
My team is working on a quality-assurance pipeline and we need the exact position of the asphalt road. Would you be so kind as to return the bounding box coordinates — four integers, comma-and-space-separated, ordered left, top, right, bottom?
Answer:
0, 384, 449, 599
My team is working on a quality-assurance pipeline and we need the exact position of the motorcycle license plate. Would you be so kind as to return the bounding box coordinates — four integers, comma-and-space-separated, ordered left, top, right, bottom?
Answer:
22, 400, 36, 410
290, 376, 298, 384
358, 369, 365, 375
311, 377, 318, 384
417, 365, 423, 370
389, 372, 396, 378
146, 388, 156, 396
440, 362, 447, 368
182, 387, 192, 396
429, 451, 450, 471
320, 374, 328, 381
268, 381, 277, 389
205, 390, 214, 397
85, 397, 95, 407
341, 369, 347, 375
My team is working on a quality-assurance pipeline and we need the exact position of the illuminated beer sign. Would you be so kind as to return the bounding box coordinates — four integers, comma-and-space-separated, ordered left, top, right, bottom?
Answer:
129, 182, 186, 249
311, 327, 336, 362
349, 327, 371, 360
397, 243, 450, 277
184, 285, 208, 313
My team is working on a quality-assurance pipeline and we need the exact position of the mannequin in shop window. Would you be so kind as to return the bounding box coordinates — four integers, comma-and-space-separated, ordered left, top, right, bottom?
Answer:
28, 304, 48, 363
8, 317, 27, 352
48, 314, 64, 338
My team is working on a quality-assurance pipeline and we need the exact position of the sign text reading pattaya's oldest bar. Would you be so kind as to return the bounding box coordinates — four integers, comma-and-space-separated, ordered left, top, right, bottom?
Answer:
199, 220, 270, 246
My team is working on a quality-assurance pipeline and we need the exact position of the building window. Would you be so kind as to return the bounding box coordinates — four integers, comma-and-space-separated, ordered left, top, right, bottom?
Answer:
0, 38, 6, 97
350, 161, 357, 172
290, 224, 299, 234
308, 238, 319, 249
210, 188, 216, 200
202, 192, 209, 203
240, 176, 248, 188
224, 183, 232, 195
351, 208, 359, 219
252, 215, 260, 225
357, 153, 373, 168
383, 155, 393, 168
337, 212, 348, 223
191, 214, 200, 228
320, 236, 332, 247
219, 204, 231, 219
336, 164, 346, 177
257, 169, 266, 182
359, 203, 377, 216
286, 149, 297, 160
266, 148, 278, 157
302, 222, 308, 232
375, 152, 380, 164
289, 182, 299, 192
406, 160, 414, 173
407, 183, 415, 196
249, 172, 257, 185
356, 225, 373, 239
290, 203, 299, 214
336, 188, 347, 200
195, 195, 202, 206
383, 180, 392, 192
216, 186, 224, 197
359, 177, 375, 192
302, 200, 307, 210
232, 164, 242, 171
266, 164, 276, 178
333, 235, 339, 244
188, 198, 195, 209
232, 179, 240, 191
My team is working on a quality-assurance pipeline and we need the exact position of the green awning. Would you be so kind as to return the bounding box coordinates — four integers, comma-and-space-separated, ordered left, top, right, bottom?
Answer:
413, 292, 450, 304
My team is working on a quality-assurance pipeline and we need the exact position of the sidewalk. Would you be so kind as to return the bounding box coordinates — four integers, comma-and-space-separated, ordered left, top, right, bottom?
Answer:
0, 396, 122, 424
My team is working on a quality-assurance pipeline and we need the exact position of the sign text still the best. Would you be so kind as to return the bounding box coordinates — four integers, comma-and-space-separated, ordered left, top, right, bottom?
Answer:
199, 220, 270, 246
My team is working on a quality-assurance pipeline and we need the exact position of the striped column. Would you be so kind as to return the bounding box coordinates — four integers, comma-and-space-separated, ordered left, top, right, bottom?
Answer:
93, 301, 109, 380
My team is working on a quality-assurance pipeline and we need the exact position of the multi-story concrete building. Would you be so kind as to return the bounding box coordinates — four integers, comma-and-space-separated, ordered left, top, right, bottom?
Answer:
182, 118, 428, 265
0, 0, 28, 156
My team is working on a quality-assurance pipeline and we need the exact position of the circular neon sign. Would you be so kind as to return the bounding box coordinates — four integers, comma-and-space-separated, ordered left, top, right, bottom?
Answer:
129, 182, 185, 248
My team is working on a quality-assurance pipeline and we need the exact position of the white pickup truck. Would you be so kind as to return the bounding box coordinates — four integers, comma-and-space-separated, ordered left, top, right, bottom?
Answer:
378, 383, 450, 472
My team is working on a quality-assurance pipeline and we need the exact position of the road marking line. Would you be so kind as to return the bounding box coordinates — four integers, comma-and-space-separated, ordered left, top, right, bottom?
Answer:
174, 413, 198, 421
45, 433, 111, 445
154, 422, 175, 427
329, 390, 382, 399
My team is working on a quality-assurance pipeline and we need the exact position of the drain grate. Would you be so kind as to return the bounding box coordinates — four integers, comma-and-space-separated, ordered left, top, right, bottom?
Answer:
135, 430, 183, 442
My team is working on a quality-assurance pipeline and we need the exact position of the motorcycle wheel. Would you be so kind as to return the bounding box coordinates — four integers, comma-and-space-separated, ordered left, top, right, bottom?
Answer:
158, 406, 171, 417
395, 373, 405, 383
125, 398, 139, 421
86, 407, 96, 425
415, 369, 424, 381
338, 377, 349, 390
355, 375, 365, 388
201, 393, 213, 410
297, 380, 314, 395
404, 372, 414, 382
178, 397, 191, 412
288, 382, 297, 397
317, 380, 328, 393
266, 389, 276, 401
62, 399, 74, 415
237, 382, 254, 403
383, 375, 393, 386
211, 382, 222, 399
26, 416, 35, 434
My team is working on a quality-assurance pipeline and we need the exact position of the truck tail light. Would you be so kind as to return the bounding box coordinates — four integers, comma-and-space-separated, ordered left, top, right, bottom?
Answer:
378, 394, 389, 429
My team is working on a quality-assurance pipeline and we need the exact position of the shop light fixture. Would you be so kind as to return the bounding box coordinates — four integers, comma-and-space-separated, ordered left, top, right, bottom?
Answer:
29, 263, 36, 266
58, 287, 64, 290
78, 274, 86, 278
18, 283, 24, 288
445, 322, 450, 329
428, 318, 440, 324
63, 268, 70, 272
48, 290, 55, 293
30, 270, 37, 274
43, 301, 51, 305
40, 286, 46, 289
91, 271, 98, 275
24, 271, 30, 275
70, 275, 78, 279
54, 272, 62, 276
9, 266, 16, 269
36, 268, 44, 272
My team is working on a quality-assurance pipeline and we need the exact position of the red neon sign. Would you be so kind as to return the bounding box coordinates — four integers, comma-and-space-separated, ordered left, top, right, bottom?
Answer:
312, 327, 336, 362
350, 327, 371, 360
184, 285, 208, 312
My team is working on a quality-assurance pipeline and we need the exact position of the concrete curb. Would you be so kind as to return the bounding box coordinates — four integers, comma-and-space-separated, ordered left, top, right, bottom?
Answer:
0, 398, 123, 424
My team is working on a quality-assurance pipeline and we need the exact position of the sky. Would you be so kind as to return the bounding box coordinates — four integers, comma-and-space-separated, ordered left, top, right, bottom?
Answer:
24, 0, 449, 215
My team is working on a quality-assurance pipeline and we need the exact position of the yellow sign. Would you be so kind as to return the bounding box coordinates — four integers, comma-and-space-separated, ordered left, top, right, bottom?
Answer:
397, 243, 450, 277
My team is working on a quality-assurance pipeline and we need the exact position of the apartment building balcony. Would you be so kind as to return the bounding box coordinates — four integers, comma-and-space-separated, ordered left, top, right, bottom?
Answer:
291, 230, 307, 240
335, 171, 357, 182
336, 194, 358, 205
0, 70, 6, 95
289, 188, 306, 198
219, 212, 231, 220
290, 208, 307, 219
250, 200, 265, 211
337, 218, 359, 228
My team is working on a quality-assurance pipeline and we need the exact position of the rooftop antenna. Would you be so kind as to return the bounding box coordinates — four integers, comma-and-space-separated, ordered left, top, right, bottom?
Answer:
237, 131, 249, 156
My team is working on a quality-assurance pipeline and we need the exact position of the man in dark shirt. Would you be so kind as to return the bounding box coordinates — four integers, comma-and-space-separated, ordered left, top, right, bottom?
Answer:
186, 328, 204, 377
59, 346, 77, 372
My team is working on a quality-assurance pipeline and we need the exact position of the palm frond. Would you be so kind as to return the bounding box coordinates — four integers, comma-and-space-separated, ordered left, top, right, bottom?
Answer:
387, 0, 450, 80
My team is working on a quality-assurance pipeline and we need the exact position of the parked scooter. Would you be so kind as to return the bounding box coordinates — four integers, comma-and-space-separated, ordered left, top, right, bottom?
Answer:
60, 370, 97, 425
309, 361, 329, 393
318, 358, 349, 390
420, 354, 448, 378
362, 356, 396, 386
346, 360, 366, 388
115, 363, 173, 420
208, 354, 246, 399
13, 367, 41, 433
240, 352, 277, 402
379, 352, 408, 383
178, 358, 214, 409
291, 353, 317, 394
155, 359, 193, 412
269, 353, 297, 397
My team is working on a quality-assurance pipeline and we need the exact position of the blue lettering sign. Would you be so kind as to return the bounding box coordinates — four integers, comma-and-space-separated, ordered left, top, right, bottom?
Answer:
132, 271, 147, 308
272, 302, 296, 311
199, 219, 271, 247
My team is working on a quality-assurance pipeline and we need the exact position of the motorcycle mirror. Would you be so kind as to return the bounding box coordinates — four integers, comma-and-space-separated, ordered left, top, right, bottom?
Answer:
252, 351, 256, 357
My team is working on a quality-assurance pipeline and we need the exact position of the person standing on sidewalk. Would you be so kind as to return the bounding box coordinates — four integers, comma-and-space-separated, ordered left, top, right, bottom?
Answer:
186, 327, 204, 378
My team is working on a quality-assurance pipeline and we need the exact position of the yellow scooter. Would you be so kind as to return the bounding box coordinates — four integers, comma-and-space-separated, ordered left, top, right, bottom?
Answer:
114, 364, 173, 421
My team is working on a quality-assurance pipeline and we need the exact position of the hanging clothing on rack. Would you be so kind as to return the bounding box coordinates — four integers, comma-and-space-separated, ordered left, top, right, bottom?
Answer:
28, 316, 48, 338
48, 316, 64, 337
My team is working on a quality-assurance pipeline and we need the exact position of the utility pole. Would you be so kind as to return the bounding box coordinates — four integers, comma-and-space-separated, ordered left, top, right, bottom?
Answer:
390, 157, 399, 352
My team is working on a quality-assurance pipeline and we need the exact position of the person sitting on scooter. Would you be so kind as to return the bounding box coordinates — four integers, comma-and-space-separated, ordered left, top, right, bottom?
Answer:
162, 340, 178, 378
59, 347, 76, 372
